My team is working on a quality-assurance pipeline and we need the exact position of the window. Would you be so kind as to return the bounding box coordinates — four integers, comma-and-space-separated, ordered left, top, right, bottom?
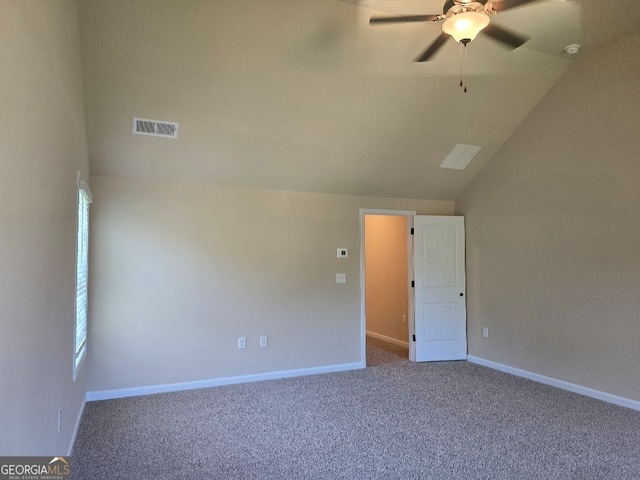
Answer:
74, 172, 92, 380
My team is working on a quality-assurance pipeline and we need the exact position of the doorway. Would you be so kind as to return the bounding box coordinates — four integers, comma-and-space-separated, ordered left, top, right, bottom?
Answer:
360, 211, 467, 366
360, 210, 415, 366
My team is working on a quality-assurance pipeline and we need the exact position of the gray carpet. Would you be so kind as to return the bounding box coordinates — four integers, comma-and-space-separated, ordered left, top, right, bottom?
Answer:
72, 338, 640, 479
366, 336, 409, 367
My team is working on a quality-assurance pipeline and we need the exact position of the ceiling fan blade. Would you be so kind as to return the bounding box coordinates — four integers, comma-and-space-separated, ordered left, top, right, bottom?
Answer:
370, 14, 439, 25
414, 33, 450, 62
490, 0, 540, 12
482, 23, 529, 49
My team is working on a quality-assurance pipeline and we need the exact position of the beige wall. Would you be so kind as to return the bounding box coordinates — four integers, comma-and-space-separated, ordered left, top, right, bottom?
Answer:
456, 34, 640, 402
87, 176, 452, 393
365, 215, 409, 345
0, 1, 89, 454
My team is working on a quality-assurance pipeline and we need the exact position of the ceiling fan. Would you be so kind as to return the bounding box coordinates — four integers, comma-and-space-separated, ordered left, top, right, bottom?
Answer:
370, 0, 541, 62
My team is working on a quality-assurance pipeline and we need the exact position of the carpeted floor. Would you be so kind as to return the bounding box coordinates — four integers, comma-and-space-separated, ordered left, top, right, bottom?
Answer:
72, 337, 640, 479
366, 336, 409, 367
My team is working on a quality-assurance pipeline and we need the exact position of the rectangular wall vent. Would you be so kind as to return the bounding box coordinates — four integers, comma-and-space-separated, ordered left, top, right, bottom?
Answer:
132, 117, 179, 139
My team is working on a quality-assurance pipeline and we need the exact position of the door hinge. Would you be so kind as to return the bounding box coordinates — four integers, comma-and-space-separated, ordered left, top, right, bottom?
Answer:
412, 334, 416, 342
411, 280, 415, 288
410, 227, 414, 235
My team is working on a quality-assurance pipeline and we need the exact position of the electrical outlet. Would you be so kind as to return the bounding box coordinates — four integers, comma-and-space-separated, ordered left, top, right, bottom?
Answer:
260, 336, 268, 348
402, 314, 407, 324
238, 337, 246, 349
57, 409, 62, 433
482, 327, 489, 338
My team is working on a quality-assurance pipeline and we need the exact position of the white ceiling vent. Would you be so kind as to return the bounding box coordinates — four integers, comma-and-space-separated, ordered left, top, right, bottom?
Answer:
132, 117, 179, 139
440, 144, 482, 170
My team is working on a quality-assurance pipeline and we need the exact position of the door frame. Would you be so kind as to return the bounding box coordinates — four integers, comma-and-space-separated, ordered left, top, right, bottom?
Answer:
359, 209, 416, 366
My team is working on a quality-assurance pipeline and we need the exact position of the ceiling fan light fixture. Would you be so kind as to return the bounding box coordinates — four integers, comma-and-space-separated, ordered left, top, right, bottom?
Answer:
442, 11, 490, 43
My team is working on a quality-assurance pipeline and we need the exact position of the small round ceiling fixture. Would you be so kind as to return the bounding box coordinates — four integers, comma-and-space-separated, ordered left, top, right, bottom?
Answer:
563, 44, 581, 55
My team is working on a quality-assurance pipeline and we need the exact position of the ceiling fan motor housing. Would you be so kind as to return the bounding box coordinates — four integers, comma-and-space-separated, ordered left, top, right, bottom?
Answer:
444, 0, 497, 15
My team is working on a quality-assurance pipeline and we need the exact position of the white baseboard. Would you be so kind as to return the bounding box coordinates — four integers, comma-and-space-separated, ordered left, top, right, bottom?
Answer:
85, 362, 364, 402
67, 398, 86, 456
467, 355, 640, 412
366, 330, 409, 348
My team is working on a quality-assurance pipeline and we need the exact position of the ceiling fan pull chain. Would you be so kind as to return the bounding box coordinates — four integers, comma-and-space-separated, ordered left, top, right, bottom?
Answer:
463, 42, 468, 93
459, 41, 469, 93
459, 42, 464, 89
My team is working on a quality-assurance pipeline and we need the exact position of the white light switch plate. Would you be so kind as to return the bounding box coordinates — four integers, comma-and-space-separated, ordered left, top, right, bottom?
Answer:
336, 273, 346, 284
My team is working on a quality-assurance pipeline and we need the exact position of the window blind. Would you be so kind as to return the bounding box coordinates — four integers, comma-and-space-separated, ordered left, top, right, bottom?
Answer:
74, 177, 92, 379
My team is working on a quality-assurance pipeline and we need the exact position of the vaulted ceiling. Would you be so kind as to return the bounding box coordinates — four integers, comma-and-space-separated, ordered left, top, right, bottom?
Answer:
80, 0, 638, 200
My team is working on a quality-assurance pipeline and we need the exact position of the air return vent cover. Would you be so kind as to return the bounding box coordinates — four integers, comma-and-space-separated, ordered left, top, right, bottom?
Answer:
132, 117, 179, 139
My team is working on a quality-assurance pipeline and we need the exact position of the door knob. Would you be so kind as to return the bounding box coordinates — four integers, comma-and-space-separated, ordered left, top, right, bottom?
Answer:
460, 292, 464, 297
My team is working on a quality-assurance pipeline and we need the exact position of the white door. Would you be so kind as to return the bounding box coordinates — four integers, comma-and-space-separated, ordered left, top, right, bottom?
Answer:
412, 216, 466, 362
